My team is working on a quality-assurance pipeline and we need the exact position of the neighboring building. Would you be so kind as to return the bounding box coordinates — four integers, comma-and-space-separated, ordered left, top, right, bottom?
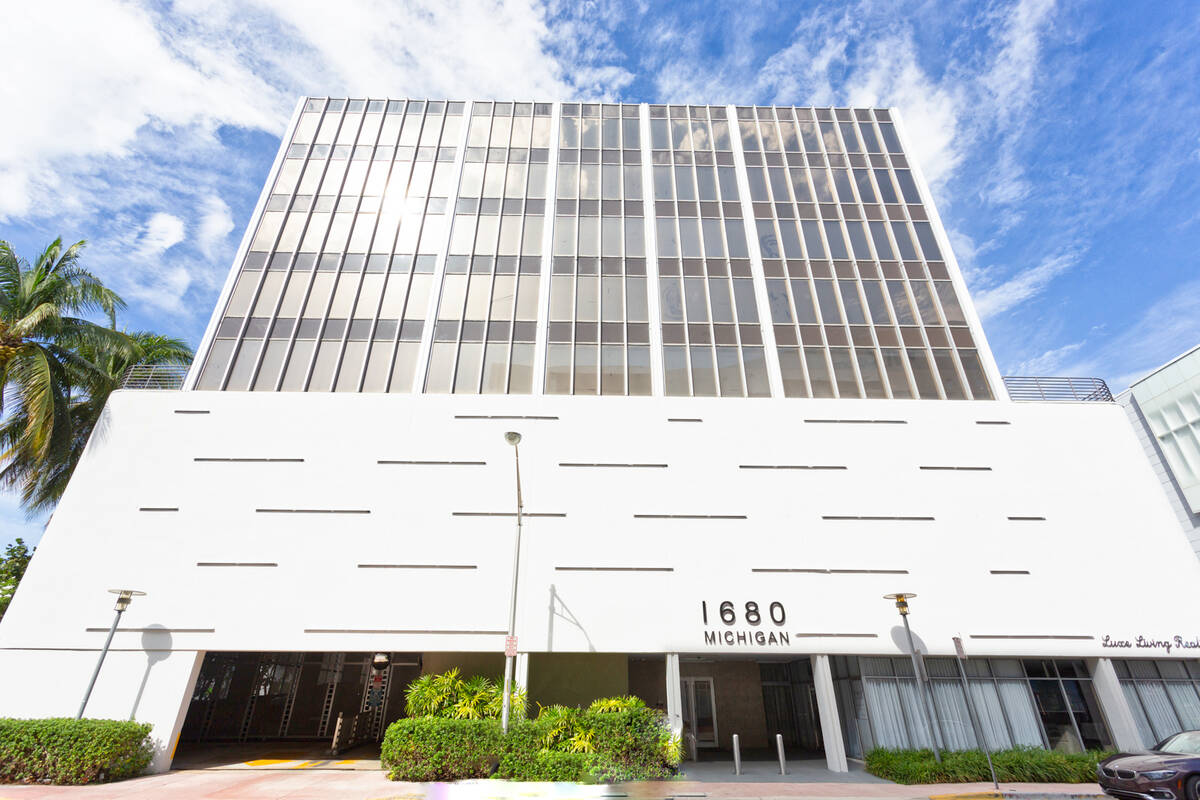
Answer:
2, 99, 1199, 775
1118, 345, 1200, 559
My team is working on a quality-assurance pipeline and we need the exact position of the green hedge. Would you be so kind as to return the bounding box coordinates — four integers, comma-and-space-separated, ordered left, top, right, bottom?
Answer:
382, 717, 504, 781
384, 702, 679, 782
865, 747, 1114, 784
0, 718, 154, 785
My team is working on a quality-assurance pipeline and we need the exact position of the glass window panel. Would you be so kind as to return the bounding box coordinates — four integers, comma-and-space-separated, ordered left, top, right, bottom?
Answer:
498, 215, 521, 256
275, 160, 304, 195
725, 219, 748, 258
840, 121, 861, 152
664, 345, 689, 396
550, 274, 574, 320
907, 348, 940, 398
894, 170, 921, 203
307, 340, 340, 391
489, 116, 511, 148
779, 220, 802, 258
833, 169, 855, 202
935, 282, 966, 324
581, 118, 600, 148
482, 162, 506, 197
545, 343, 571, 394
438, 274, 468, 320
557, 164, 578, 198
675, 166, 696, 200
278, 271, 314, 317
697, 167, 718, 201
624, 165, 643, 200
353, 273, 385, 318
853, 169, 877, 203
709, 278, 733, 323
739, 120, 759, 151
362, 340, 393, 392
576, 273, 599, 321
820, 121, 841, 152
789, 168, 812, 202
580, 164, 600, 200
509, 342, 534, 393
840, 280, 866, 324
531, 116, 552, 148
767, 279, 792, 322
224, 340, 261, 391
879, 122, 903, 152
830, 347, 860, 397
574, 343, 598, 394
515, 274, 539, 321
626, 277, 649, 322
881, 348, 912, 398
934, 350, 966, 399
779, 119, 800, 151
467, 116, 491, 147
910, 281, 941, 325
705, 166, 732, 204
811, 169, 834, 202
672, 119, 691, 149
869, 221, 895, 259
824, 221, 849, 259
521, 215, 544, 256
914, 222, 943, 260
280, 340, 315, 391
578, 216, 599, 257
887, 281, 916, 324
759, 119, 781, 151
654, 166, 674, 200
815, 280, 842, 323
801, 220, 825, 259
554, 217, 577, 256
691, 346, 717, 396
790, 280, 817, 323
778, 347, 807, 397
490, 274, 516, 320
847, 221, 872, 259
560, 116, 579, 147
650, 118, 669, 149
747, 167, 769, 201
805, 348, 834, 398
601, 217, 622, 257
622, 118, 639, 148
504, 163, 528, 198
335, 341, 367, 391
656, 218, 679, 257
481, 342, 509, 393
601, 276, 623, 322
859, 121, 881, 153
404, 274, 431, 320
602, 164, 621, 200
733, 279, 758, 322
856, 349, 886, 398
684, 277, 709, 322
717, 347, 743, 396
712, 119, 731, 150
958, 350, 992, 400
453, 342, 482, 393
863, 281, 892, 324
624, 217, 645, 257
628, 345, 651, 395
600, 345, 624, 395
799, 121, 821, 151
251, 271, 285, 317
527, 163, 548, 198
302, 272, 335, 317
874, 169, 898, 203
757, 219, 780, 260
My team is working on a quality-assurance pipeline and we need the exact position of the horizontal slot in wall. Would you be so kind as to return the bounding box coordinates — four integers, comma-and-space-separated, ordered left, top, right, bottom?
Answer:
805, 419, 907, 425
303, 628, 506, 635
173, 409, 210, 415
790, 632, 879, 638
256, 508, 371, 514
752, 568, 908, 574
919, 466, 992, 471
976, 420, 1012, 425
634, 514, 747, 520
86, 627, 215, 634
378, 460, 487, 466
195, 457, 304, 463
454, 415, 558, 420
667, 418, 702, 423
970, 634, 1094, 641
197, 562, 278, 567
822, 515, 935, 521
740, 464, 846, 470
555, 566, 674, 572
358, 564, 476, 570
452, 511, 566, 518
559, 462, 668, 468
990, 569, 1031, 575
1007, 516, 1046, 521
139, 507, 178, 512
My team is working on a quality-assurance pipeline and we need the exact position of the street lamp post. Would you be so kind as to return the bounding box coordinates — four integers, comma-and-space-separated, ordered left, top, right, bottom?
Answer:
883, 593, 943, 763
77, 589, 145, 720
500, 431, 524, 732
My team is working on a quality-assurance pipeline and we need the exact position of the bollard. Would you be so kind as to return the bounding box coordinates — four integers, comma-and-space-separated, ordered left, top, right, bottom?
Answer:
732, 733, 742, 775
776, 733, 786, 775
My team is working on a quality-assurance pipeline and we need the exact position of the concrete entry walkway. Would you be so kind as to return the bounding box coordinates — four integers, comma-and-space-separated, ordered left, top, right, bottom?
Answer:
680, 757, 890, 783
169, 740, 381, 771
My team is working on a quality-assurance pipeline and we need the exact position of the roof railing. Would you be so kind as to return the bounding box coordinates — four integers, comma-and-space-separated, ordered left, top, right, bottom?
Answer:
117, 364, 189, 390
1002, 376, 1114, 403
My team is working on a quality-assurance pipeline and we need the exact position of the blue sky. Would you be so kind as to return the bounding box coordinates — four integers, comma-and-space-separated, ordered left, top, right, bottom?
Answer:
2, 0, 1198, 546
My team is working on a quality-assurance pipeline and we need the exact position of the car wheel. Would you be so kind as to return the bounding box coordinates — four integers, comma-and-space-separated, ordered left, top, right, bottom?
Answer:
1187, 775, 1200, 800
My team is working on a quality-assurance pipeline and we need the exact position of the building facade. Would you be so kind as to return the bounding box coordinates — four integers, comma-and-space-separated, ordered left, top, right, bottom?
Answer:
1118, 345, 1200, 559
1, 99, 1199, 774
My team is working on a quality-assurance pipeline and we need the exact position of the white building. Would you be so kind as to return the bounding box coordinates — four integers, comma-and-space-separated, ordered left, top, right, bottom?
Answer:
1118, 345, 1200, 559
2, 99, 1199, 775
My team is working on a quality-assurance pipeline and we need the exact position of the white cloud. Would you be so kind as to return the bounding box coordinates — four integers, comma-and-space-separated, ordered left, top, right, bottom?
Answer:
196, 196, 234, 260
136, 213, 186, 259
972, 250, 1080, 318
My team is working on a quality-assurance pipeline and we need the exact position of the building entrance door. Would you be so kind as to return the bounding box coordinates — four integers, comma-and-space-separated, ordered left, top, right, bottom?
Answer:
681, 677, 719, 748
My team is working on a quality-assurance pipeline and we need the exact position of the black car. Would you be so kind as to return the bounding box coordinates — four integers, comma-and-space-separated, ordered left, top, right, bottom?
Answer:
1099, 731, 1200, 800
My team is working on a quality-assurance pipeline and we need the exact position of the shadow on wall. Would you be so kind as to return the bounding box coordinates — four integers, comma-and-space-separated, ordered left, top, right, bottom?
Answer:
890, 625, 928, 656
130, 625, 173, 723
546, 584, 595, 652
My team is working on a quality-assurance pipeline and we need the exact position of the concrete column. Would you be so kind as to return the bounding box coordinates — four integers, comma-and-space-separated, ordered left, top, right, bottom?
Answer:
1090, 658, 1143, 751
811, 654, 848, 773
665, 653, 682, 737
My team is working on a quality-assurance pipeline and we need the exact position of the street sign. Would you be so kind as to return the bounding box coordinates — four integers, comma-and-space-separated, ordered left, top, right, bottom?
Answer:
504, 636, 518, 657
953, 636, 968, 660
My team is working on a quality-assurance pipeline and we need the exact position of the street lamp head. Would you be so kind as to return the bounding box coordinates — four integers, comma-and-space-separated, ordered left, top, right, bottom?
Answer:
504, 431, 522, 446
372, 652, 391, 671
883, 592, 916, 616
107, 589, 146, 612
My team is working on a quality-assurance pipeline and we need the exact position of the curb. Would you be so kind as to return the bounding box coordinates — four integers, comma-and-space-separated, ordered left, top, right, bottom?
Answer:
929, 794, 1105, 800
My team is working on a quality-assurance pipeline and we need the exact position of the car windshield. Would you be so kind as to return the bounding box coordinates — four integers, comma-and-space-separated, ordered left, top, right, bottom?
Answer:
1160, 732, 1200, 755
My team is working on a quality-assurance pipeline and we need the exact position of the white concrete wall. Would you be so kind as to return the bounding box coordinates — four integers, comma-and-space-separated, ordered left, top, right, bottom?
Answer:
2, 390, 1199, 769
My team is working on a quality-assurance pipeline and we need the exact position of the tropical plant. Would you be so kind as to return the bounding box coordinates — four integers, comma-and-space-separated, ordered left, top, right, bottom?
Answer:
587, 695, 647, 714
0, 238, 192, 514
0, 537, 34, 620
404, 668, 526, 721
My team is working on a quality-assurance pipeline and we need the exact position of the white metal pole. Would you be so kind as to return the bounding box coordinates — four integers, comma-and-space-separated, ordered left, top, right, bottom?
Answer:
500, 440, 524, 732
77, 607, 124, 719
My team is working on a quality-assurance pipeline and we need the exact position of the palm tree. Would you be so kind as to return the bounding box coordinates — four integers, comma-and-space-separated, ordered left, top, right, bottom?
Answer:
0, 329, 192, 512
0, 238, 191, 512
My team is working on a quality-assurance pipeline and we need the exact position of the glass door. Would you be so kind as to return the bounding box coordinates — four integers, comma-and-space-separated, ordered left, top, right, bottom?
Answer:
681, 677, 719, 748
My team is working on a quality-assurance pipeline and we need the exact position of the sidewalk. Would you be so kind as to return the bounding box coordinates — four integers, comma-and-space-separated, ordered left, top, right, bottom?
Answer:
0, 773, 1107, 800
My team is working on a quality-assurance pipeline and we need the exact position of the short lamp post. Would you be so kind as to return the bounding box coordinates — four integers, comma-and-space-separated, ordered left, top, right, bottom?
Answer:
77, 589, 145, 720
500, 431, 524, 732
883, 592, 943, 763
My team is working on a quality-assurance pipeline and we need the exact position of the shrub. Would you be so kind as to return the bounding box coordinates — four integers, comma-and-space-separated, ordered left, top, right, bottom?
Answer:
865, 746, 1114, 784
405, 669, 526, 721
381, 717, 503, 781
0, 718, 153, 785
